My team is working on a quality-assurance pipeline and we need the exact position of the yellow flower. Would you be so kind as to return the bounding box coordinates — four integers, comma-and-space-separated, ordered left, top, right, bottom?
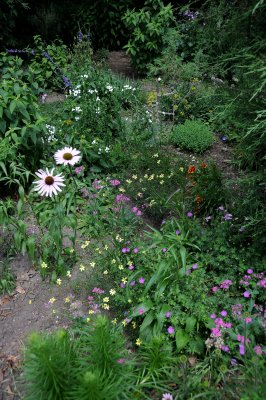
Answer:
153, 153, 159, 158
179, 167, 184, 172
132, 321, 137, 329
66, 271, 72, 278
144, 174, 148, 179
65, 297, 70, 303
118, 264, 124, 270
111, 259, 116, 264
109, 289, 116, 296
102, 304, 110, 310
159, 174, 164, 178
49, 297, 56, 304
86, 317, 91, 323
103, 297, 109, 303
137, 192, 143, 197
112, 318, 117, 325
148, 174, 154, 181
139, 178, 143, 183
41, 261, 48, 269
160, 180, 164, 185
98, 250, 102, 254
157, 160, 161, 164
122, 277, 127, 284
127, 260, 133, 265
126, 179, 132, 184
128, 299, 132, 303
119, 187, 125, 192
132, 174, 138, 179
122, 319, 127, 327
88, 310, 95, 314
104, 245, 109, 250
69, 248, 75, 253
136, 338, 142, 346
81, 240, 90, 249
28, 300, 32, 305
56, 278, 62, 286
103, 270, 108, 275
90, 262, 96, 268
79, 264, 85, 272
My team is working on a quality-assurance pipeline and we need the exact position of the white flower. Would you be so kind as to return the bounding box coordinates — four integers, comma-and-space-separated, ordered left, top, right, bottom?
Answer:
162, 394, 173, 400
54, 147, 81, 166
33, 168, 65, 197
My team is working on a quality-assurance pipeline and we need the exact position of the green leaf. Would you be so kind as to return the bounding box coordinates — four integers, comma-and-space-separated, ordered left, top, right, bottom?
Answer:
27, 236, 35, 260
185, 316, 197, 333
175, 328, 190, 351
140, 311, 155, 333
9, 100, 16, 114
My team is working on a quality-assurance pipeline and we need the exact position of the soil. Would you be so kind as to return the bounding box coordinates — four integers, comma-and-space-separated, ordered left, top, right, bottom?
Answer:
0, 55, 241, 399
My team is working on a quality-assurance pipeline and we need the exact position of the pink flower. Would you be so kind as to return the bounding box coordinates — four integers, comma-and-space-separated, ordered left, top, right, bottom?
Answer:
116, 358, 126, 364
116, 194, 130, 203
75, 165, 84, 174
131, 206, 138, 213
254, 345, 262, 355
165, 311, 172, 318
187, 211, 193, 218
245, 317, 252, 323
221, 345, 230, 352
220, 310, 227, 317
92, 287, 104, 294
167, 326, 175, 334
212, 286, 219, 293
138, 308, 145, 315
210, 314, 216, 319
243, 291, 250, 298
139, 277, 145, 284
192, 263, 198, 270
133, 247, 139, 253
128, 265, 134, 270
247, 269, 253, 274
136, 210, 142, 216
162, 394, 173, 400
130, 280, 135, 286
212, 327, 221, 337
110, 179, 121, 186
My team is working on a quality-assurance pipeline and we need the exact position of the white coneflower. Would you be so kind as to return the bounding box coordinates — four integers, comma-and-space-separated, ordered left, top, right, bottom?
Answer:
54, 147, 81, 166
33, 168, 65, 197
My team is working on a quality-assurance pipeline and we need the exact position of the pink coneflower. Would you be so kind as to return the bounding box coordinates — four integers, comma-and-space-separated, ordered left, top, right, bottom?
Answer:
54, 146, 81, 166
33, 168, 65, 197
162, 394, 173, 400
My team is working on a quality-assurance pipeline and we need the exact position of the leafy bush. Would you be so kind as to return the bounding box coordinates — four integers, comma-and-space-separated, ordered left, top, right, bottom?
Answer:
123, 0, 174, 74
171, 119, 214, 153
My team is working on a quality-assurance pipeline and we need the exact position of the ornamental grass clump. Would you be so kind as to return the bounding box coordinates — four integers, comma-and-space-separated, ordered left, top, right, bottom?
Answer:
171, 119, 214, 153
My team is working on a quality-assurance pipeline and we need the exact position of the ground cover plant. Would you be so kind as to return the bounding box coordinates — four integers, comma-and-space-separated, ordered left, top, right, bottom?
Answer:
0, 2, 265, 399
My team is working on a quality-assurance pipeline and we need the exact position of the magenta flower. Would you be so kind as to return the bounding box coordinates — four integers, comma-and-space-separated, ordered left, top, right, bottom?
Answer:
247, 269, 253, 274
133, 247, 139, 253
92, 287, 104, 294
162, 394, 173, 400
186, 211, 193, 218
138, 308, 144, 315
75, 165, 84, 174
175, 229, 180, 235
136, 210, 142, 216
210, 314, 216, 319
211, 327, 221, 337
139, 277, 145, 284
243, 291, 250, 298
245, 317, 252, 323
192, 263, 198, 270
162, 248, 167, 252
212, 286, 219, 293
116, 194, 130, 203
130, 280, 136, 286
165, 311, 172, 318
221, 345, 230, 352
128, 265, 135, 270
167, 326, 175, 334
132, 206, 138, 213
254, 345, 262, 355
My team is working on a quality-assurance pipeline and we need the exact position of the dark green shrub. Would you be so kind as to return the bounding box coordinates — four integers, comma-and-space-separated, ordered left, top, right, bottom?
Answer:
171, 119, 214, 153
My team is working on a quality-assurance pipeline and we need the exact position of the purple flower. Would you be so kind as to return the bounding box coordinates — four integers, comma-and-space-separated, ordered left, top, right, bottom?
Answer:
75, 165, 84, 174
110, 179, 121, 186
120, 282, 125, 288
186, 211, 193, 218
243, 291, 250, 298
210, 314, 216, 319
220, 310, 227, 317
239, 344, 245, 355
239, 226, 245, 232
221, 345, 230, 352
133, 247, 139, 253
192, 263, 198, 270
116, 194, 130, 203
231, 358, 237, 366
175, 229, 180, 235
138, 308, 144, 315
139, 277, 145, 284
122, 248, 127, 253
130, 280, 135, 286
128, 265, 134, 270
162, 248, 167, 252
247, 269, 253, 274
162, 394, 173, 400
167, 326, 175, 334
224, 213, 233, 221
165, 311, 172, 318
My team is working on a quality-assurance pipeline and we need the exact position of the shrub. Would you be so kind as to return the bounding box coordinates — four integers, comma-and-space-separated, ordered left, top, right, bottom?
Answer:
171, 119, 214, 153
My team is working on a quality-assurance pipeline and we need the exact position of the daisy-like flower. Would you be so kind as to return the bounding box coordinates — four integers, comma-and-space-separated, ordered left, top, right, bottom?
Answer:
33, 168, 65, 197
54, 146, 81, 166
162, 393, 173, 400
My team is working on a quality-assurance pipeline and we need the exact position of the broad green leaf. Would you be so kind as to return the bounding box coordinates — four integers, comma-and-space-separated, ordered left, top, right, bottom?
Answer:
140, 311, 155, 333
185, 316, 197, 333
175, 328, 190, 351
